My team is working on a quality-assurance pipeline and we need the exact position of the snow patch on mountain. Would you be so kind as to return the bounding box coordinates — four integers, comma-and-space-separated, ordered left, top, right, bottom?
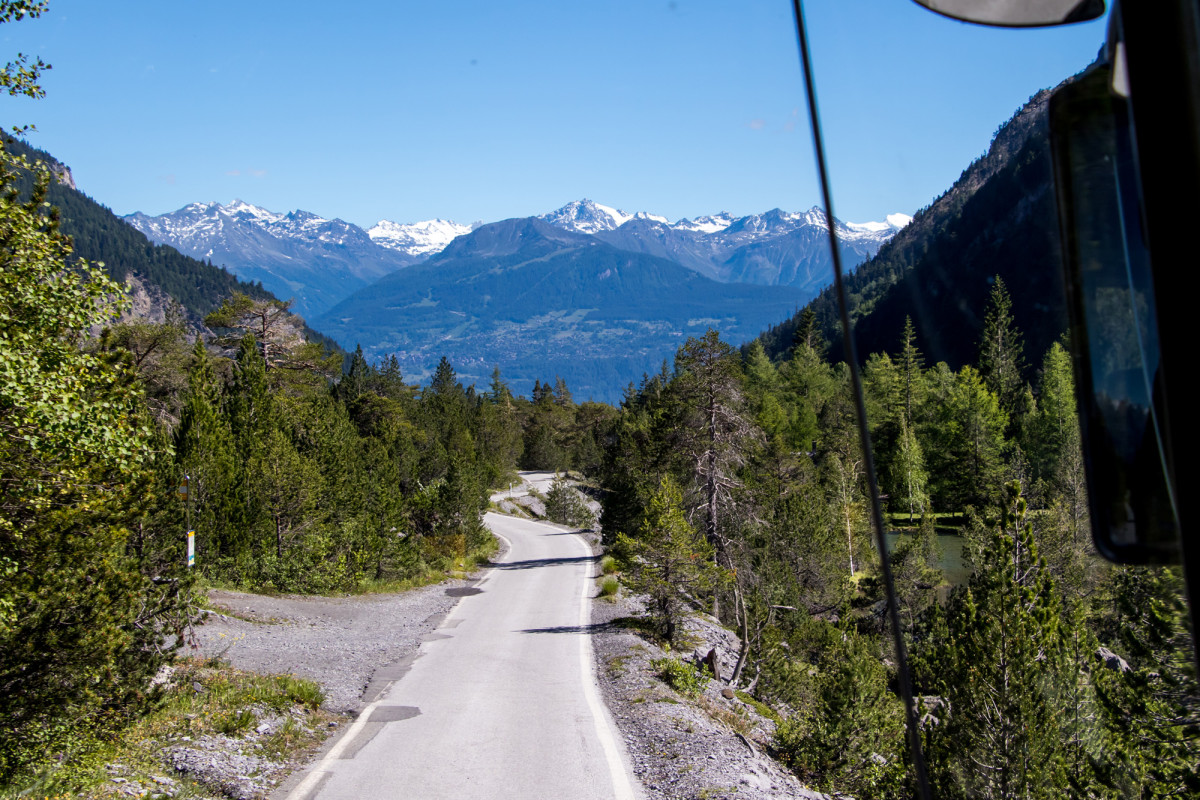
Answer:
369, 218, 474, 257
672, 213, 735, 234
539, 199, 633, 234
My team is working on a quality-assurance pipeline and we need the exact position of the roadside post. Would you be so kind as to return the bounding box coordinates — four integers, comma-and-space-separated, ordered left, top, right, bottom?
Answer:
178, 474, 194, 568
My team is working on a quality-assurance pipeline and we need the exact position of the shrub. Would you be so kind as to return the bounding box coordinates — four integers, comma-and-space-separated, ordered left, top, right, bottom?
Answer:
545, 478, 597, 529
651, 657, 706, 697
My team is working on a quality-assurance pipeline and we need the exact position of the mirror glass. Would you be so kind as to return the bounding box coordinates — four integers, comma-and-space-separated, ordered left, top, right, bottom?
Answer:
1049, 64, 1181, 562
913, 0, 1105, 28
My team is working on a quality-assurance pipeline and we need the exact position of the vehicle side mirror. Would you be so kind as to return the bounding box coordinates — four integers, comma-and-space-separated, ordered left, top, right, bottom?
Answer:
911, 0, 1105, 27
1049, 63, 1180, 563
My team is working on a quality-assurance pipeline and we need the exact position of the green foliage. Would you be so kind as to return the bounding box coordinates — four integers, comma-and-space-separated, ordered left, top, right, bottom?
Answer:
1091, 567, 1200, 796
651, 657, 706, 697
978, 277, 1026, 408
0, 39, 190, 776
544, 477, 596, 529
772, 624, 907, 799
616, 476, 723, 643
918, 483, 1072, 799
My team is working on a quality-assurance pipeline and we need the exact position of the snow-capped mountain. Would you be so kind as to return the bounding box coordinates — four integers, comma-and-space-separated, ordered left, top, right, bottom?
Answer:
368, 218, 475, 257
125, 200, 419, 319
537, 199, 633, 234
127, 197, 909, 323
589, 204, 908, 290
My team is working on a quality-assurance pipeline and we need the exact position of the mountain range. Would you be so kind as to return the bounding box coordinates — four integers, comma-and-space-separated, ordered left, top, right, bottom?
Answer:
125, 198, 908, 319
312, 217, 811, 402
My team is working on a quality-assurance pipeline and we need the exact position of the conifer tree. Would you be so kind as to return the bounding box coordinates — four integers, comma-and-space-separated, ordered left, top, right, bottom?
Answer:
898, 315, 925, 424
616, 476, 722, 643
924, 482, 1069, 799
978, 276, 1026, 420
669, 329, 756, 609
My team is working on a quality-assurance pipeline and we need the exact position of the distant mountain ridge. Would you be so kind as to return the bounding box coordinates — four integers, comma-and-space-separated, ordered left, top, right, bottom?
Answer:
312, 216, 810, 403
125, 200, 419, 319
126, 198, 909, 319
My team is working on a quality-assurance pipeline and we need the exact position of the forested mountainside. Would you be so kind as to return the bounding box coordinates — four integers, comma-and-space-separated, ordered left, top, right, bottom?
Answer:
597, 302, 1197, 798
758, 86, 1064, 377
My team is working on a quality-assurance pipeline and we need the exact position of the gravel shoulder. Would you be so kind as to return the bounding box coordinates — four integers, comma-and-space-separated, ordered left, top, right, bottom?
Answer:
192, 577, 476, 715
590, 593, 827, 800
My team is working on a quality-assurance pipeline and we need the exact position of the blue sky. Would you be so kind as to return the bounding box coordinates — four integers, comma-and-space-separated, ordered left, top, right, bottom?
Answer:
2, 0, 1106, 228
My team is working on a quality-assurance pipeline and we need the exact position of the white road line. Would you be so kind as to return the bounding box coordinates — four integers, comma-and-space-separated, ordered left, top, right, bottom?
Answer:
576, 533, 638, 800
284, 694, 382, 800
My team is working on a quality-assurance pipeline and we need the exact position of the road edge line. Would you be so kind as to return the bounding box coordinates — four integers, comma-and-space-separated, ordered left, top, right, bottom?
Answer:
577, 534, 639, 800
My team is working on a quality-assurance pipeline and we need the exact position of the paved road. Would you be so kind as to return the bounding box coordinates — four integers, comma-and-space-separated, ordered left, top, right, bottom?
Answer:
493, 470, 559, 501
285, 512, 640, 800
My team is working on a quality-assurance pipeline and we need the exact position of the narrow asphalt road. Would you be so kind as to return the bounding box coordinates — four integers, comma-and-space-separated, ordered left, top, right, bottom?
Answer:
284, 511, 641, 800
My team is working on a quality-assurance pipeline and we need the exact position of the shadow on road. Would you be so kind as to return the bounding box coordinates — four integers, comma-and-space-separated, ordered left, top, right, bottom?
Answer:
518, 621, 618, 635
490, 555, 598, 571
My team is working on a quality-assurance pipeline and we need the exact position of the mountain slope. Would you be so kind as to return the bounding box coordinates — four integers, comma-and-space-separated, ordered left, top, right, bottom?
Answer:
5, 139, 274, 316
125, 201, 420, 319
758, 86, 1065, 373
314, 217, 808, 402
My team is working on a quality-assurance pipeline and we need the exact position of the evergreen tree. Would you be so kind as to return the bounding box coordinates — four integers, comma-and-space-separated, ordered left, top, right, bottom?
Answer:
898, 315, 925, 424
174, 339, 239, 563
340, 344, 370, 403
930, 365, 1007, 510
1093, 567, 1199, 796
616, 476, 722, 643
669, 329, 756, 611
923, 483, 1069, 799
978, 276, 1026, 421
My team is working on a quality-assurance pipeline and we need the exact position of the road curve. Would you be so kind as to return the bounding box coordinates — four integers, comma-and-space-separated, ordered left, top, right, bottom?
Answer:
285, 512, 641, 800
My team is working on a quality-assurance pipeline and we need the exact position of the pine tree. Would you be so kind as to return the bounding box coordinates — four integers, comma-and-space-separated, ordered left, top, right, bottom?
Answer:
616, 476, 722, 643
978, 276, 1026, 420
924, 483, 1069, 799
898, 315, 925, 424
340, 344, 370, 402
669, 329, 756, 608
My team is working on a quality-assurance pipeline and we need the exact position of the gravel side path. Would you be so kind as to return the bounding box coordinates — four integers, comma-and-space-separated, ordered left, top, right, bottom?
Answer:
191, 577, 474, 714
591, 593, 827, 800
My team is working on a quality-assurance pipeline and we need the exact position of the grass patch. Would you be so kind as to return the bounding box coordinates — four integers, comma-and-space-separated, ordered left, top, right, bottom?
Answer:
357, 534, 499, 594
599, 555, 618, 575
598, 575, 620, 599
0, 658, 334, 799
699, 694, 751, 735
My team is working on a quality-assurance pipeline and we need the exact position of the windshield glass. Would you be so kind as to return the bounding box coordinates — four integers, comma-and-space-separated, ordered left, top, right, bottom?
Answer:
1, 2, 1195, 799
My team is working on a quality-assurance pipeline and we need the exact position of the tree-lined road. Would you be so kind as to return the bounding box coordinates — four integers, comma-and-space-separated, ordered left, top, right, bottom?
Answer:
285, 511, 640, 800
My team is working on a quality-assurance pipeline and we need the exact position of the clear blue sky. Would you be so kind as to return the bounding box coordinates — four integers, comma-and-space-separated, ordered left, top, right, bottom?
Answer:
2, 0, 1106, 228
